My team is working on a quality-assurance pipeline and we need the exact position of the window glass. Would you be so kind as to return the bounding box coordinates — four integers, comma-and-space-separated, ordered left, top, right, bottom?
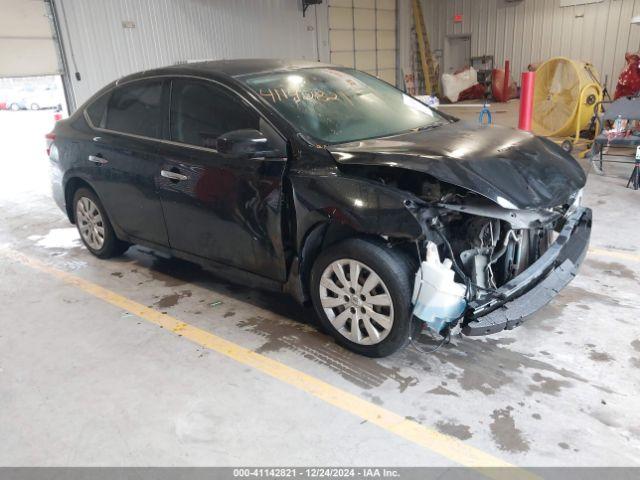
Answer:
105, 80, 163, 138
242, 68, 446, 144
86, 92, 110, 128
170, 79, 264, 149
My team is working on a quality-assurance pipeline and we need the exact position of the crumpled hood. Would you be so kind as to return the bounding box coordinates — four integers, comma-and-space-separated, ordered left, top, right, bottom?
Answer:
327, 122, 586, 209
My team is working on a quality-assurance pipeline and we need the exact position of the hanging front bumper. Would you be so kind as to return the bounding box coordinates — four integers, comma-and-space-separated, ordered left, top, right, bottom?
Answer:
461, 207, 592, 336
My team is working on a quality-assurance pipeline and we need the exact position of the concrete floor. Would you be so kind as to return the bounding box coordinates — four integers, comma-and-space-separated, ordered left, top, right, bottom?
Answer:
1, 105, 639, 468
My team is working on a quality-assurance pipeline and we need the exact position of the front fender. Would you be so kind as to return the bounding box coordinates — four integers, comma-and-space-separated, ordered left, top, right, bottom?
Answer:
290, 174, 428, 251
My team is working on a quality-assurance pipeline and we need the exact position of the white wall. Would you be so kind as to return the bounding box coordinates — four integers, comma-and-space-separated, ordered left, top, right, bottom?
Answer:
55, 0, 331, 108
405, 0, 640, 92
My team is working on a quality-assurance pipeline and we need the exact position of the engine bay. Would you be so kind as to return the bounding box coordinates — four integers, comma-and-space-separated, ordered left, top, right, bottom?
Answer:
433, 212, 554, 297
338, 164, 578, 301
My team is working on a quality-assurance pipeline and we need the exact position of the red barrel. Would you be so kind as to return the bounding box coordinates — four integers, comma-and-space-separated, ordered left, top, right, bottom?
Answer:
519, 71, 535, 131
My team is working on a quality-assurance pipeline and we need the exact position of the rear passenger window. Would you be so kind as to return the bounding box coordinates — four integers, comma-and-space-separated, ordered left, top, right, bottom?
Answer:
105, 80, 163, 138
170, 79, 261, 148
86, 92, 110, 128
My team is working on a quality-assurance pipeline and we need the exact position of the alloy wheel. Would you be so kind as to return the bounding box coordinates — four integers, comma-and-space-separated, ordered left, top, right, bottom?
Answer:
319, 259, 394, 346
76, 197, 105, 250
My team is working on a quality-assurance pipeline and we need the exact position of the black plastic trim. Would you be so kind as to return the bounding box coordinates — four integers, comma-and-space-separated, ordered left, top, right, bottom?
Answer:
462, 207, 592, 336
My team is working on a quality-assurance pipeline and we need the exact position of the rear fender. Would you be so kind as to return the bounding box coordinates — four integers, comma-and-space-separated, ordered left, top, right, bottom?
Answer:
61, 173, 128, 241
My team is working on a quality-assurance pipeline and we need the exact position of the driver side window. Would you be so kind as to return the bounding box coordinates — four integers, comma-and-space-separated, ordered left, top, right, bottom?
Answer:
169, 79, 279, 151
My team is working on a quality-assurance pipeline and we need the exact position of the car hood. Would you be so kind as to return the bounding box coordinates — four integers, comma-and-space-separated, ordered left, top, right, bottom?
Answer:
327, 122, 586, 209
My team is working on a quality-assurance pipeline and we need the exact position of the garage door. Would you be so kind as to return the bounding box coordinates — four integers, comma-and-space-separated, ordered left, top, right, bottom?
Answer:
328, 0, 397, 85
0, 0, 62, 77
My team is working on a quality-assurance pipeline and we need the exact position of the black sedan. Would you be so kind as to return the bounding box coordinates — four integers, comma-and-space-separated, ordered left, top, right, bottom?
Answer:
48, 59, 591, 357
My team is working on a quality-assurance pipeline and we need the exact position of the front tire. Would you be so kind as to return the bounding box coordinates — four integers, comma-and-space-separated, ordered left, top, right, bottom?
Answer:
310, 238, 421, 357
73, 187, 129, 258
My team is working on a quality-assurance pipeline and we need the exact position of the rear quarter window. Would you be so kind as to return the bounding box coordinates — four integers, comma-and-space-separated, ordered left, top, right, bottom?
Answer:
104, 80, 163, 138
85, 92, 110, 128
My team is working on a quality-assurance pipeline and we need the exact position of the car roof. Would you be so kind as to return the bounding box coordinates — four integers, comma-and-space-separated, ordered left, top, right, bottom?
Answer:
115, 58, 336, 85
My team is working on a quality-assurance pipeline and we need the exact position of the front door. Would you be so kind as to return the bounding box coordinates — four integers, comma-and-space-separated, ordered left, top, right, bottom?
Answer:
156, 78, 288, 281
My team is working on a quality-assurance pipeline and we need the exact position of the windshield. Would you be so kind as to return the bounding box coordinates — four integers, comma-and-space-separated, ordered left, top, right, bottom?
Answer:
242, 68, 445, 144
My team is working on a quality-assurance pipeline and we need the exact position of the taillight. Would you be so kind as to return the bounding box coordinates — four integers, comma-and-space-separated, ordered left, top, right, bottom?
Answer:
45, 132, 56, 157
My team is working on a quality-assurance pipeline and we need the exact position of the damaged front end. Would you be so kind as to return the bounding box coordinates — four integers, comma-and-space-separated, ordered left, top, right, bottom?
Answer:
425, 189, 591, 336
325, 121, 592, 337
333, 163, 591, 337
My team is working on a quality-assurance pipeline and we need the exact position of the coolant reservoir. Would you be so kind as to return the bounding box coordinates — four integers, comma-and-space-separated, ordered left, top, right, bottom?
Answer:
412, 242, 467, 333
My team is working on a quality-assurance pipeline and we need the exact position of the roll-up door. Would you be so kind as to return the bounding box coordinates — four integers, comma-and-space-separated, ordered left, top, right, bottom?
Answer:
0, 0, 62, 77
328, 0, 397, 85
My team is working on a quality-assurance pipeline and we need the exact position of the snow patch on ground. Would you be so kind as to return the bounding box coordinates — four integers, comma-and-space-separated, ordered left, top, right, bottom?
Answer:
34, 228, 81, 249
61, 258, 88, 271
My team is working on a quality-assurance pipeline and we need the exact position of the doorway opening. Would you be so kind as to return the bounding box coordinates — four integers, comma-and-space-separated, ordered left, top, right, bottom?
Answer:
0, 75, 68, 200
444, 35, 471, 75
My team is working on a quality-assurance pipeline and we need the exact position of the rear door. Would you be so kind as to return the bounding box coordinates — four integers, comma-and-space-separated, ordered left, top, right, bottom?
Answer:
156, 78, 288, 280
84, 79, 169, 247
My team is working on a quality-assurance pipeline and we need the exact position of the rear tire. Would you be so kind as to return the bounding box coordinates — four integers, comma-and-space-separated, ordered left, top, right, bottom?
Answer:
73, 187, 129, 259
9, 103, 20, 111
310, 238, 421, 357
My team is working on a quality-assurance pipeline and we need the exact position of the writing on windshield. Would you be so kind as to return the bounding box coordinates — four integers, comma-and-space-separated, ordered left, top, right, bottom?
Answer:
243, 68, 442, 144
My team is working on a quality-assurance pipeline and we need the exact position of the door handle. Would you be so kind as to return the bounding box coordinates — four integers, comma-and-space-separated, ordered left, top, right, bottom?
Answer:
161, 170, 188, 181
88, 154, 108, 164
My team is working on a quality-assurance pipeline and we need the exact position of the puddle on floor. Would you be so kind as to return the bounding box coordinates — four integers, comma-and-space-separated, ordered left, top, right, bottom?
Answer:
489, 406, 530, 453
583, 258, 639, 281
238, 315, 418, 392
429, 337, 587, 396
154, 290, 193, 309
435, 419, 473, 440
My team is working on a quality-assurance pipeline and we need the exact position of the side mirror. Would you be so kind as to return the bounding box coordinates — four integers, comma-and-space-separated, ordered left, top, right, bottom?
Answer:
217, 129, 269, 157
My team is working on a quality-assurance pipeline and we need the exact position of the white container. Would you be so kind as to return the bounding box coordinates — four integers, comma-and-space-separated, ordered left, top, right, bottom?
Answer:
412, 242, 467, 333
415, 94, 440, 109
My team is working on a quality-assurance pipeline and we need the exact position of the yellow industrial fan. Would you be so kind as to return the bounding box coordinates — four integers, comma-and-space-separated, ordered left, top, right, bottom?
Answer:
532, 57, 603, 153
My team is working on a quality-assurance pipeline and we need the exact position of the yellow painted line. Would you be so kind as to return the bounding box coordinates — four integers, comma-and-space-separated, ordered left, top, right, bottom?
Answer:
588, 248, 640, 263
1, 247, 537, 480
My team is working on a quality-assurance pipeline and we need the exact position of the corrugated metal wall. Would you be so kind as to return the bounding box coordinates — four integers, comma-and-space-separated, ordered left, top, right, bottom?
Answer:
417, 0, 640, 91
56, 0, 637, 106
54, 0, 325, 108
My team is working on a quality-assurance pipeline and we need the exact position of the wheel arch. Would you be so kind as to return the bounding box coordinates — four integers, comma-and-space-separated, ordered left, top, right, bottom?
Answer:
63, 177, 97, 223
284, 173, 430, 303
289, 219, 417, 304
